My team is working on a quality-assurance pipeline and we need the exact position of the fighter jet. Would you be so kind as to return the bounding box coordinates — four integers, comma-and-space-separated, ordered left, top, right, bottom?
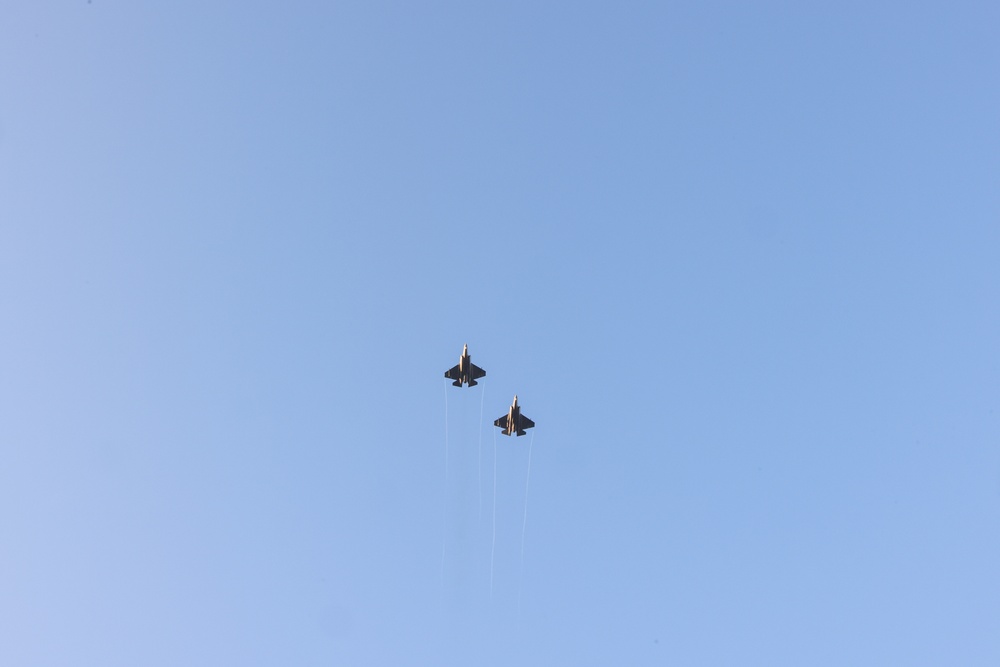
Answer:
494, 395, 535, 436
444, 344, 486, 387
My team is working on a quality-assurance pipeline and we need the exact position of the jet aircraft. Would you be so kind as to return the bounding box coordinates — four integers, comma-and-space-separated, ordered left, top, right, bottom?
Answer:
494, 395, 535, 436
444, 344, 486, 387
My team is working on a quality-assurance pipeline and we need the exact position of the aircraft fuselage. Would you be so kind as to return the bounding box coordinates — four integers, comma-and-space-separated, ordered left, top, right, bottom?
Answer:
445, 344, 484, 387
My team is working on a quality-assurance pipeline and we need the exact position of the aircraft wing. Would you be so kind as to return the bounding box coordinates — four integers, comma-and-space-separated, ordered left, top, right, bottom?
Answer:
470, 364, 486, 380
444, 364, 461, 380
494, 415, 509, 431
520, 415, 535, 430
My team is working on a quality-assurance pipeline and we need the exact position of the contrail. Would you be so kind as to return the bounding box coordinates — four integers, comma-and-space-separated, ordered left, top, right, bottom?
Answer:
440, 381, 449, 580
478, 379, 486, 520
444, 381, 450, 480
517, 430, 535, 613
490, 426, 497, 598
520, 430, 534, 561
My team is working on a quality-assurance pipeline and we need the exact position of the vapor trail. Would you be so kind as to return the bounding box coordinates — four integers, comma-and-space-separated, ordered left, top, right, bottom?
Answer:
490, 426, 497, 598
520, 430, 534, 561
444, 381, 449, 480
517, 431, 535, 613
440, 381, 449, 579
478, 380, 486, 520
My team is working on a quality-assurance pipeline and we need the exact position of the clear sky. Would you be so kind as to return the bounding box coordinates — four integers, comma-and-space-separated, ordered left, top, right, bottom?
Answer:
2, 1, 998, 664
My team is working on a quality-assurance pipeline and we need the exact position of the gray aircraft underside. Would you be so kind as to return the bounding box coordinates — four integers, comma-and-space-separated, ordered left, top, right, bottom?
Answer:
494, 395, 534, 436
444, 344, 486, 387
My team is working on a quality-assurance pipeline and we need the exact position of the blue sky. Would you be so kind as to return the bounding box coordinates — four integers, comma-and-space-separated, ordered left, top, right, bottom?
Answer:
2, 2, 998, 664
